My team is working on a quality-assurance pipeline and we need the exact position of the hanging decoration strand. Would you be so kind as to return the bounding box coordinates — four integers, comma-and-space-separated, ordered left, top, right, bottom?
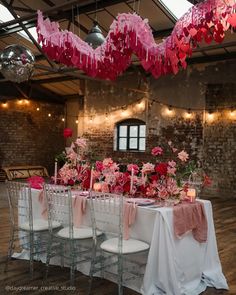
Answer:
37, 0, 236, 81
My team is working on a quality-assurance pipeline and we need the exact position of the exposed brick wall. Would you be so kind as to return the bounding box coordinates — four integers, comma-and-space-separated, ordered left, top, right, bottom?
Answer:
74, 60, 236, 199
0, 99, 65, 175
203, 83, 236, 198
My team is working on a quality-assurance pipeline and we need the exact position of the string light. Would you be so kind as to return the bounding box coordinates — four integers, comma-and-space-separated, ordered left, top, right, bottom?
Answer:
136, 100, 145, 111
75, 119, 78, 124
163, 105, 174, 117
206, 110, 216, 123
2, 101, 8, 108
2, 97, 236, 124
183, 109, 193, 119
229, 109, 236, 119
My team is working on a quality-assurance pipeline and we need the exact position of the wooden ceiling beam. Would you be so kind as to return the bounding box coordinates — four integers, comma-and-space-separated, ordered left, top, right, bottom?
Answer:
0, 0, 88, 29
193, 41, 236, 53
187, 0, 204, 4
188, 52, 236, 64
42, 0, 55, 7
0, 0, 124, 30
0, 21, 36, 38
0, 81, 65, 103
153, 28, 173, 38
31, 76, 79, 84
12, 6, 36, 13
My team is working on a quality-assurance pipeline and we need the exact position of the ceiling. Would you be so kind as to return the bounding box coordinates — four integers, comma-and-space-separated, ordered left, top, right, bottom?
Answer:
0, 0, 235, 103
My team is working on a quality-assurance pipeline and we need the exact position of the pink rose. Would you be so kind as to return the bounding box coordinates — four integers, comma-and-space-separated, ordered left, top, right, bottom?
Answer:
142, 162, 155, 174
75, 138, 87, 149
127, 164, 139, 175
178, 150, 189, 162
96, 161, 104, 172
151, 146, 163, 156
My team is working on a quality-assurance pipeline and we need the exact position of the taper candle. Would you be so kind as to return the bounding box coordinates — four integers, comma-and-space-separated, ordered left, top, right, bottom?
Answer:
54, 160, 57, 184
130, 168, 134, 195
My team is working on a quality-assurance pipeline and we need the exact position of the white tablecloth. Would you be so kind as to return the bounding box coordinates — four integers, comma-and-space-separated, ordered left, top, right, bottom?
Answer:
16, 189, 228, 295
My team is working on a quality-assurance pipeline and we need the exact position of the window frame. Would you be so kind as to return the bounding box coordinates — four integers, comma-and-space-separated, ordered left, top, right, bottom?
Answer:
116, 119, 146, 152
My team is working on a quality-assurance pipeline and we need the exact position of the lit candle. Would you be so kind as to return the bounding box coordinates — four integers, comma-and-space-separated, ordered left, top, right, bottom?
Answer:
187, 188, 196, 202
130, 168, 134, 195
54, 160, 57, 184
89, 167, 94, 191
93, 182, 102, 192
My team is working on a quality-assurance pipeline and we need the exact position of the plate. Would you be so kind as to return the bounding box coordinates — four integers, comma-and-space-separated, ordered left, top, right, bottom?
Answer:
126, 198, 155, 206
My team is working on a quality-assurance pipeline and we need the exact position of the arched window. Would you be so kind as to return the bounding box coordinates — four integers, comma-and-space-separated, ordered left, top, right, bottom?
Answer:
115, 119, 146, 151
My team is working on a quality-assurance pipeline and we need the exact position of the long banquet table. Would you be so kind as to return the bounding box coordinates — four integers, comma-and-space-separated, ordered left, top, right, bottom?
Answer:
14, 189, 228, 295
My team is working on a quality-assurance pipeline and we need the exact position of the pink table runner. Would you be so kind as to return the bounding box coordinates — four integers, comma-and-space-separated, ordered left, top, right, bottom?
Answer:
173, 201, 208, 243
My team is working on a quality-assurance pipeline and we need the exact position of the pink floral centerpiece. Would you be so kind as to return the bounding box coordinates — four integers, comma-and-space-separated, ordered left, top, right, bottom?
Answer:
55, 131, 210, 202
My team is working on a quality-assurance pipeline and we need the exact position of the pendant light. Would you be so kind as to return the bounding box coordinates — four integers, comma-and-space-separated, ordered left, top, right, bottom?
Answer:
84, 0, 105, 49
85, 21, 105, 49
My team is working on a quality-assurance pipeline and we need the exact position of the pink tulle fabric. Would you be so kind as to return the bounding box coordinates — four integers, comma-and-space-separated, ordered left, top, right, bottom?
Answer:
37, 0, 236, 80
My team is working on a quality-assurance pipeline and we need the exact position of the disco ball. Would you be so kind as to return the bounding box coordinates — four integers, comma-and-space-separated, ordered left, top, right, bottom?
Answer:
0, 44, 35, 83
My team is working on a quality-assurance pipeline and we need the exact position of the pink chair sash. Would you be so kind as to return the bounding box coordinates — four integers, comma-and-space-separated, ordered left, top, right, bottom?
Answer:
38, 190, 48, 219
38, 190, 87, 227
123, 202, 137, 240
72, 195, 87, 227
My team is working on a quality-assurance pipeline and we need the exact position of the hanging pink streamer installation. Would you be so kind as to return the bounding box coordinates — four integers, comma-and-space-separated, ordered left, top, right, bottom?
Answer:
37, 0, 236, 80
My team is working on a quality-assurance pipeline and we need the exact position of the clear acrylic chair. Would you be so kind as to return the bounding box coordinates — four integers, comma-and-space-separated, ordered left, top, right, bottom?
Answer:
44, 184, 100, 285
88, 192, 150, 295
4, 181, 58, 277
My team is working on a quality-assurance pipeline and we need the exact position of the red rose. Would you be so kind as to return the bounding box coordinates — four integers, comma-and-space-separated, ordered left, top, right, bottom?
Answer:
150, 174, 159, 182
138, 185, 147, 195
63, 128, 73, 138
82, 177, 90, 189
68, 179, 75, 186
155, 163, 168, 176
80, 169, 91, 189
123, 181, 131, 193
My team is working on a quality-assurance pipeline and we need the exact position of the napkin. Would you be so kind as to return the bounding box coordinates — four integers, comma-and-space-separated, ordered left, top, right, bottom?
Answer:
27, 176, 44, 189
173, 201, 208, 243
